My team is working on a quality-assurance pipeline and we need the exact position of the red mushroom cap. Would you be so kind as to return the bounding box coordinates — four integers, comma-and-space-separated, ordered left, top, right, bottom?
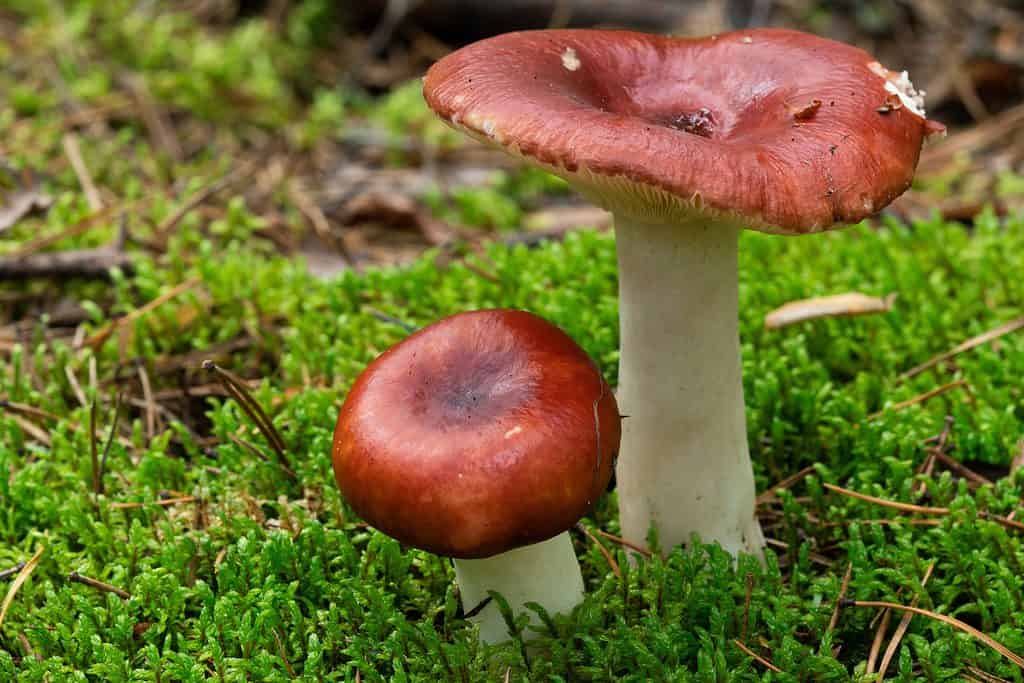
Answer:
332, 309, 620, 559
423, 28, 945, 234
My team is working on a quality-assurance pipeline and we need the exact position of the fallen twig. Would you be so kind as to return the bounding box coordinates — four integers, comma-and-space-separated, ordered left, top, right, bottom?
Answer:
868, 380, 967, 420
733, 638, 783, 673
841, 599, 1024, 669
866, 606, 894, 674
594, 529, 652, 558
827, 563, 853, 634
137, 361, 157, 441
824, 483, 1024, 532
0, 546, 45, 630
68, 571, 130, 600
877, 561, 936, 680
203, 361, 293, 477
1010, 441, 1024, 477
0, 399, 60, 423
63, 133, 103, 211
756, 465, 816, 505
289, 182, 355, 267
363, 305, 417, 333
109, 496, 197, 510
933, 451, 992, 486
0, 562, 26, 582
9, 202, 125, 259
0, 244, 132, 281
741, 572, 754, 642
901, 317, 1024, 380
823, 483, 949, 515
83, 276, 200, 349
575, 523, 620, 578
125, 75, 183, 162
151, 164, 255, 244
764, 538, 834, 567
96, 394, 123, 495
915, 416, 954, 496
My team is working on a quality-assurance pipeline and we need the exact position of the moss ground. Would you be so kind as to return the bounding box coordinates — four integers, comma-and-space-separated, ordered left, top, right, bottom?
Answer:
2, 3, 1024, 681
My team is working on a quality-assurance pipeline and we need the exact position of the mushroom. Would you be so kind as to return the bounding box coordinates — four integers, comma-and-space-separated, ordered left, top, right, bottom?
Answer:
422, 28, 944, 557
332, 309, 620, 643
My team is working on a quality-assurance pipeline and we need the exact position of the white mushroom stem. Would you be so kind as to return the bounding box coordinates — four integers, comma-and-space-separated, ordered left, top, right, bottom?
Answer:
452, 531, 584, 643
613, 215, 764, 558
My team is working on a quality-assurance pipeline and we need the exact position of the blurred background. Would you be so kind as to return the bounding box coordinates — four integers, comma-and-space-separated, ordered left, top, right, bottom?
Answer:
2, 0, 1023, 288
196, 1, 1024, 264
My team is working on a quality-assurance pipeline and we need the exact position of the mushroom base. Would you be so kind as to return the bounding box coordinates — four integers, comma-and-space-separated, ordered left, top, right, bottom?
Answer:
613, 215, 765, 559
453, 531, 584, 643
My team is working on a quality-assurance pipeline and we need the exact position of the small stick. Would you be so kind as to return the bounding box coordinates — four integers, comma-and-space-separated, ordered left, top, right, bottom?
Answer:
877, 561, 936, 680
845, 519, 941, 527
363, 306, 417, 333
0, 244, 132, 281
764, 538, 834, 567
90, 399, 100, 495
741, 572, 754, 641
462, 596, 492, 619
827, 562, 853, 634
203, 361, 293, 475
979, 512, 1024, 532
68, 571, 130, 600
0, 546, 46, 629
137, 361, 157, 441
271, 627, 297, 678
825, 483, 1024, 532
575, 523, 620, 578
901, 316, 1024, 380
96, 393, 123, 495
866, 606, 894, 674
732, 639, 782, 673
0, 562, 26, 581
289, 183, 355, 267
0, 399, 60, 423
841, 599, 1024, 669
823, 483, 949, 515
227, 433, 296, 480
17, 633, 42, 662
594, 529, 652, 557
7, 413, 51, 446
84, 276, 200, 349
965, 665, 1011, 683
915, 416, 954, 496
868, 380, 966, 420
152, 164, 255, 243
9, 202, 124, 259
109, 496, 197, 510
1011, 441, 1024, 476
126, 76, 183, 162
65, 365, 88, 409
933, 451, 992, 486
63, 133, 104, 211
756, 465, 816, 505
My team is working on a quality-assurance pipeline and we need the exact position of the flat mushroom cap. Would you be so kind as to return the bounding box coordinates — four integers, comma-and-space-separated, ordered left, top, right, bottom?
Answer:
424, 28, 945, 234
332, 309, 620, 559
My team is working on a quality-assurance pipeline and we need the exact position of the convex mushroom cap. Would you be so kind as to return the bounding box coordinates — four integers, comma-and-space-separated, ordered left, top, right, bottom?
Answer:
332, 308, 620, 559
423, 28, 945, 234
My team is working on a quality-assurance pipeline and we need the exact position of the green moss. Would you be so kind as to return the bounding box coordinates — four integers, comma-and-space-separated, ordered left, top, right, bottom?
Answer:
3, 3, 1024, 680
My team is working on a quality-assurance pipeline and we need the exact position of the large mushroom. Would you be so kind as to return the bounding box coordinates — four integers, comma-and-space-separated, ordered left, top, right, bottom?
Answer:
333, 309, 620, 643
423, 28, 944, 557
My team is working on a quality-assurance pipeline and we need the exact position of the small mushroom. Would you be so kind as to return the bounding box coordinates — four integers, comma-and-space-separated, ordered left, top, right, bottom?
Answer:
332, 309, 620, 643
423, 28, 943, 558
